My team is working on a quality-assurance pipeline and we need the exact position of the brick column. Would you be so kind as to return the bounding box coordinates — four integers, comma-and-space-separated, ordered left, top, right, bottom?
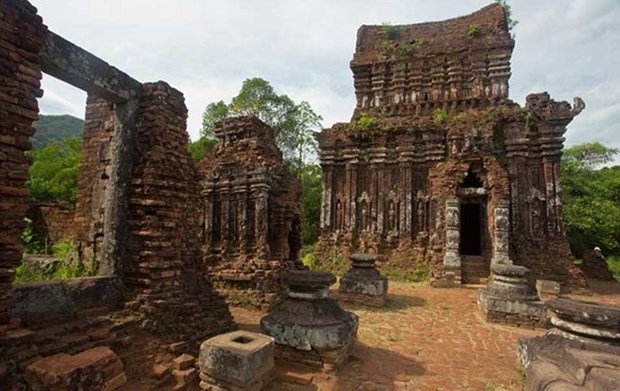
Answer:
442, 199, 461, 267
491, 200, 512, 265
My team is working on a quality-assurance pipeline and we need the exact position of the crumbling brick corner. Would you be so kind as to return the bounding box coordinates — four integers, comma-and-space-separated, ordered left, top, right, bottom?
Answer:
122, 82, 235, 342
198, 116, 303, 308
0, 0, 48, 332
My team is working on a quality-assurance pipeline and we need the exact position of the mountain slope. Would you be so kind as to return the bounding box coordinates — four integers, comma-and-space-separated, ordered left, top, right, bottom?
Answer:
31, 114, 84, 149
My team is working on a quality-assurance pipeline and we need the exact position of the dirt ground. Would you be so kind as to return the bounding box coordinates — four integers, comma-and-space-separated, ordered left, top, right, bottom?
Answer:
116, 280, 620, 391
231, 280, 620, 391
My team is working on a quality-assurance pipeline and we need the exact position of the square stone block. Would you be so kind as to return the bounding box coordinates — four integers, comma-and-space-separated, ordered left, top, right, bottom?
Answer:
199, 330, 274, 388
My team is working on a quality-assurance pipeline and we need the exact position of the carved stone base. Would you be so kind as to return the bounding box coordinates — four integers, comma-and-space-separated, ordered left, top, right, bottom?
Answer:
338, 254, 388, 307
260, 271, 359, 371
478, 264, 546, 327
274, 334, 357, 372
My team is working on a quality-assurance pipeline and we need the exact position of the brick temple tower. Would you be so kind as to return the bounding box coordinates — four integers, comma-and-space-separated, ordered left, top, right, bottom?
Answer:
315, 3, 586, 288
199, 116, 303, 306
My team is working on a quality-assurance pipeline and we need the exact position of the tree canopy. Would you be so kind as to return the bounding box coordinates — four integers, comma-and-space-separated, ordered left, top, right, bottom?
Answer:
200, 77, 323, 171
27, 136, 81, 204
561, 142, 620, 257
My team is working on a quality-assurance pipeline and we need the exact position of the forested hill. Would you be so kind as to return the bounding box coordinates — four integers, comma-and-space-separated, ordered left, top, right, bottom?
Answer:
31, 114, 84, 149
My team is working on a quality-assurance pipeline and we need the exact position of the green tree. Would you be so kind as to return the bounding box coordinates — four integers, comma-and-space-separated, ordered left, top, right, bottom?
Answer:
188, 137, 217, 164
200, 77, 322, 169
561, 142, 620, 256
300, 164, 323, 244
27, 136, 81, 204
201, 100, 230, 140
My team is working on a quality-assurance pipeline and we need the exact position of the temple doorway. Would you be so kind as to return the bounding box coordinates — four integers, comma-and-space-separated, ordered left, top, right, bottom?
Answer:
460, 203, 482, 256
459, 200, 489, 284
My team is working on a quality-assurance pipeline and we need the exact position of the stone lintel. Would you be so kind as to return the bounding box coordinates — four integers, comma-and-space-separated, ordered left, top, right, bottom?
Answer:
41, 31, 142, 103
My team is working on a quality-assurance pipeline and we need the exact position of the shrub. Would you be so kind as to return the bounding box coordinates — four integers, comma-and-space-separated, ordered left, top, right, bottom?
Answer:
22, 218, 46, 254
14, 260, 95, 285
399, 43, 414, 56
382, 23, 397, 40
381, 263, 430, 283
380, 40, 393, 56
433, 108, 448, 125
52, 239, 75, 260
608, 256, 620, 281
467, 23, 480, 37
355, 114, 377, 130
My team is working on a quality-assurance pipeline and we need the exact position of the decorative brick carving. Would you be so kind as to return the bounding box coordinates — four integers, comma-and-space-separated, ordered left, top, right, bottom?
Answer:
316, 4, 587, 289
199, 116, 303, 307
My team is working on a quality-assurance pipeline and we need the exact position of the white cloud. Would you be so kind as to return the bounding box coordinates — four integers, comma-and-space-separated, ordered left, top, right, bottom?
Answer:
32, 0, 619, 158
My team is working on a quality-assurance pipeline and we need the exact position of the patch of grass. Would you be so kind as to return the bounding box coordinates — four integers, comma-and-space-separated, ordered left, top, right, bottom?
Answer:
302, 252, 322, 272
516, 364, 526, 388
399, 43, 413, 56
325, 254, 349, 277
16, 238, 93, 284
608, 255, 620, 281
387, 332, 399, 342
468, 23, 481, 37
433, 107, 448, 125
52, 239, 75, 260
382, 23, 397, 40
380, 40, 393, 56
14, 260, 95, 285
354, 114, 378, 131
381, 263, 429, 283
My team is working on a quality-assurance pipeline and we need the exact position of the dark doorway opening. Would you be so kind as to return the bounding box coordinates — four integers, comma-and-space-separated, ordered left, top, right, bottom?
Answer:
460, 203, 482, 255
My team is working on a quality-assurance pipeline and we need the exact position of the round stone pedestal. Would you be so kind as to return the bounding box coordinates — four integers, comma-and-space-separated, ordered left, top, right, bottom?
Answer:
478, 264, 546, 327
260, 271, 358, 371
338, 253, 388, 307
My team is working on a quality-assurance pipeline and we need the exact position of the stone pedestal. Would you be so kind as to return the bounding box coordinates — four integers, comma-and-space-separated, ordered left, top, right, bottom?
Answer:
198, 330, 275, 391
478, 264, 546, 327
518, 298, 620, 390
260, 271, 358, 371
338, 253, 388, 307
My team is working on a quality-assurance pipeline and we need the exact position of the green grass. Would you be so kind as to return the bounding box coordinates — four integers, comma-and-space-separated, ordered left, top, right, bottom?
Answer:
608, 255, 620, 281
14, 261, 95, 284
381, 263, 429, 283
15, 239, 95, 284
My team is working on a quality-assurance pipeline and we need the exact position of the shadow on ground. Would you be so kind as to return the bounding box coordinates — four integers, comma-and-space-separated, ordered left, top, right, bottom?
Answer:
331, 341, 427, 390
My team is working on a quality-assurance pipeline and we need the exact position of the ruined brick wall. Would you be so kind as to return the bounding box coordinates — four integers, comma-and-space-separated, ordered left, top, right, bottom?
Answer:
506, 93, 587, 290
0, 0, 47, 329
199, 116, 303, 307
27, 202, 76, 244
73, 96, 115, 265
350, 3, 513, 120
124, 82, 234, 341
317, 4, 586, 290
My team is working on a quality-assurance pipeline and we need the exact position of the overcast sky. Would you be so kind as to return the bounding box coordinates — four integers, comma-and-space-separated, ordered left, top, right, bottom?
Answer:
32, 0, 619, 159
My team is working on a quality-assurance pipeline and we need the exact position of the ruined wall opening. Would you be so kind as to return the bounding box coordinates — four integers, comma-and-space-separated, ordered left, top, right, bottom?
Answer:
460, 203, 483, 256
17, 74, 91, 285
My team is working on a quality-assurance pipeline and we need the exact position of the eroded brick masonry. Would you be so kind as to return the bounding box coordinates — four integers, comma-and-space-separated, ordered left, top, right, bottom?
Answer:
315, 4, 586, 288
1, 0, 234, 387
199, 116, 303, 307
